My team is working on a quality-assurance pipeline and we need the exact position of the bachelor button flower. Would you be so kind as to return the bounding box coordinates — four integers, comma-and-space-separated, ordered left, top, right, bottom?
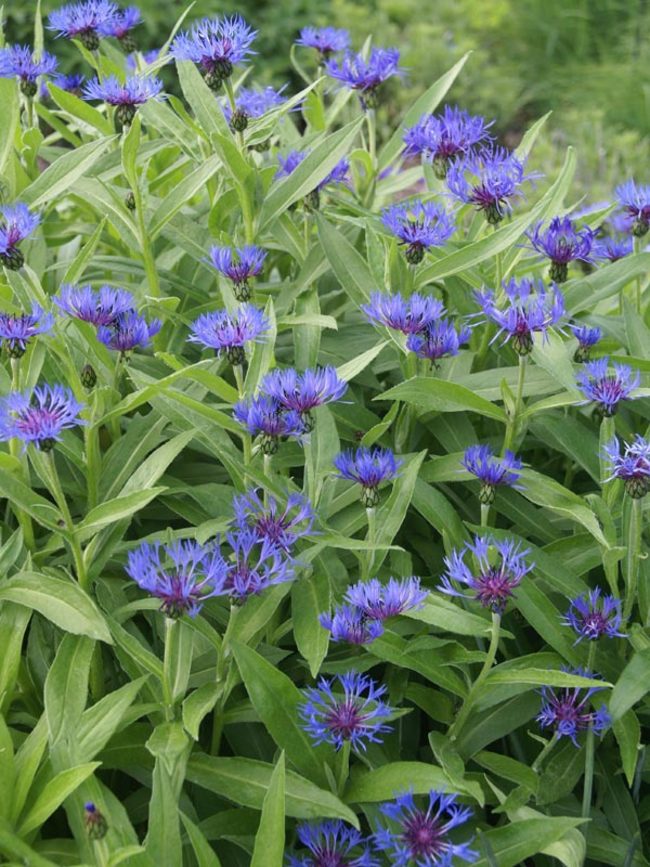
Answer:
475, 277, 565, 356
0, 203, 40, 271
97, 309, 161, 356
462, 444, 523, 505
51, 72, 85, 95
48, 0, 118, 50
604, 435, 650, 498
447, 146, 536, 224
233, 395, 304, 453
570, 324, 601, 363
299, 671, 394, 751
260, 366, 347, 430
346, 576, 427, 619
0, 384, 84, 451
171, 15, 257, 90
320, 604, 385, 645
595, 233, 633, 263
223, 85, 286, 132
296, 27, 350, 60
126, 539, 226, 618
223, 528, 293, 600
563, 588, 625, 642
406, 320, 472, 366
287, 820, 378, 867
526, 216, 597, 283
362, 291, 445, 336
54, 283, 135, 327
440, 535, 532, 613
537, 669, 611, 746
98, 6, 141, 51
0, 306, 54, 358
381, 201, 456, 265
404, 105, 493, 179
275, 149, 307, 179
616, 179, 650, 237
83, 74, 163, 128
375, 790, 478, 867
334, 446, 402, 507
576, 357, 640, 417
231, 488, 315, 553
326, 47, 401, 109
188, 304, 269, 365
0, 45, 58, 96
83, 803, 108, 840
209, 245, 266, 301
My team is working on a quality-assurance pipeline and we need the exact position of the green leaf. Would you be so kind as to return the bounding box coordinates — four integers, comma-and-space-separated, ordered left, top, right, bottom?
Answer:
0, 819, 59, 867
474, 818, 586, 867
292, 572, 330, 678
176, 60, 231, 139
49, 84, 113, 135
316, 215, 375, 305
406, 595, 491, 636
76, 677, 149, 763
76, 488, 167, 541
382, 377, 506, 420
44, 635, 93, 749
150, 154, 222, 238
250, 752, 285, 867
483, 668, 611, 689
21, 137, 115, 208
0, 466, 62, 531
519, 469, 608, 546
609, 648, 650, 721
182, 683, 220, 742
0, 717, 15, 822
180, 813, 222, 867
613, 711, 641, 787
0, 603, 31, 714
17, 763, 100, 836
0, 79, 19, 180
345, 762, 459, 803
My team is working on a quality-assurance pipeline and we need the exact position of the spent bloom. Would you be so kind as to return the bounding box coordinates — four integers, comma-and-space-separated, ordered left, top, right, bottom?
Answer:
188, 304, 269, 365
0, 384, 84, 451
320, 604, 384, 645
171, 15, 257, 90
287, 820, 378, 867
223, 528, 293, 600
0, 306, 54, 358
98, 6, 141, 50
375, 790, 478, 867
0, 45, 58, 95
604, 435, 650, 498
233, 395, 304, 453
404, 105, 493, 179
475, 278, 565, 356
126, 540, 226, 618
48, 0, 118, 50
462, 444, 523, 504
83, 74, 163, 127
83, 802, 108, 841
537, 669, 611, 746
0, 203, 40, 271
97, 309, 161, 355
334, 446, 402, 507
526, 216, 597, 282
231, 488, 315, 553
406, 319, 472, 366
563, 588, 625, 642
362, 291, 445, 336
570, 323, 601, 363
261, 366, 347, 430
615, 179, 650, 237
576, 357, 640, 416
346, 576, 427, 620
209, 245, 266, 302
296, 27, 350, 59
440, 535, 533, 613
299, 671, 394, 751
326, 48, 402, 109
54, 283, 135, 327
381, 201, 456, 264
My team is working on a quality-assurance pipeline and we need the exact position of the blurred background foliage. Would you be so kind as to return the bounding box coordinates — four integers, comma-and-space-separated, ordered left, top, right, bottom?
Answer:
7, 0, 650, 198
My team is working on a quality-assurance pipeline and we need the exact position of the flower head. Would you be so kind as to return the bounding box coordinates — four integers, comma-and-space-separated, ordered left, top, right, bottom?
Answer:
326, 48, 401, 109
98, 6, 141, 49
440, 535, 532, 613
0, 306, 53, 358
231, 488, 315, 553
563, 588, 625, 642
362, 291, 445, 335
604, 435, 650, 498
0, 384, 84, 451
576, 357, 640, 416
346, 576, 427, 619
97, 309, 161, 354
126, 540, 226, 618
287, 820, 378, 867
381, 201, 456, 264
209, 245, 266, 301
616, 179, 650, 237
260, 366, 347, 429
462, 444, 523, 504
188, 304, 269, 365
275, 150, 350, 208
296, 27, 350, 59
48, 0, 118, 50
404, 105, 493, 179
334, 446, 401, 507
406, 319, 472, 366
171, 15, 257, 89
375, 790, 477, 867
275, 149, 307, 179
537, 669, 611, 746
320, 604, 384, 645
223, 85, 286, 130
83, 802, 108, 840
0, 203, 40, 271
233, 395, 304, 453
51, 72, 85, 94
54, 283, 135, 327
475, 278, 564, 356
223, 528, 294, 601
594, 234, 633, 263
570, 323, 601, 363
0, 45, 58, 95
299, 671, 394, 751
83, 74, 163, 127
526, 216, 596, 282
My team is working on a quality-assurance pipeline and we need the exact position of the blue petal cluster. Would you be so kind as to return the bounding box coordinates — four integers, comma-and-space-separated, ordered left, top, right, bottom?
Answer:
98, 6, 141, 42
407, 320, 472, 365
537, 670, 611, 746
97, 309, 161, 354
0, 384, 84, 451
171, 15, 256, 88
188, 304, 269, 364
296, 27, 350, 58
334, 446, 401, 506
604, 435, 650, 497
209, 245, 266, 300
0, 305, 54, 358
326, 48, 401, 108
362, 291, 445, 335
570, 323, 601, 362
233, 395, 305, 452
563, 588, 625, 642
462, 444, 523, 504
576, 357, 640, 416
260, 366, 347, 429
526, 216, 596, 282
0, 45, 58, 95
231, 488, 315, 553
616, 179, 650, 236
404, 105, 493, 178
54, 283, 135, 326
0, 203, 40, 270
48, 0, 119, 49
223, 527, 294, 600
381, 200, 456, 263
287, 820, 378, 867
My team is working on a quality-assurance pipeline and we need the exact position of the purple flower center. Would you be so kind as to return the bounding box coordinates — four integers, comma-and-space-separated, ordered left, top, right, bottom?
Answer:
403, 812, 444, 859
475, 567, 515, 610
581, 612, 611, 639
311, 851, 347, 867
325, 699, 365, 741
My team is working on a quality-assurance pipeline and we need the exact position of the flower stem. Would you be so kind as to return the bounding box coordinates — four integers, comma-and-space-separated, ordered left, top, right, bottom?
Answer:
581, 642, 598, 819
363, 108, 377, 207
480, 503, 490, 529
623, 497, 643, 622
162, 616, 177, 722
9, 359, 35, 550
364, 506, 376, 579
502, 354, 527, 454
449, 611, 501, 742
43, 451, 88, 590
85, 389, 101, 510
532, 731, 560, 774
336, 740, 351, 797
634, 236, 642, 313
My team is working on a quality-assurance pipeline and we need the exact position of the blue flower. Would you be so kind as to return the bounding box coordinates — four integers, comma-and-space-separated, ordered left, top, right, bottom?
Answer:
616, 179, 650, 237
231, 488, 315, 553
381, 201, 456, 264
326, 48, 402, 108
334, 446, 401, 507
0, 203, 40, 271
97, 309, 161, 355
223, 85, 286, 129
209, 245, 266, 301
406, 320, 472, 366
475, 277, 564, 355
563, 588, 625, 643
0, 45, 58, 95
171, 15, 257, 89
576, 357, 640, 416
462, 444, 523, 504
126, 539, 226, 618
362, 291, 445, 336
447, 146, 537, 224
375, 790, 478, 867
275, 149, 307, 179
440, 535, 532, 613
570, 323, 601, 363
0, 305, 53, 358
98, 6, 141, 48
537, 669, 611, 746
594, 233, 633, 263
223, 528, 294, 600
299, 671, 394, 751
287, 820, 378, 867
320, 603, 385, 645
296, 27, 350, 58
0, 384, 84, 451
233, 395, 304, 453
526, 216, 597, 282
188, 304, 269, 365
604, 435, 650, 498
260, 366, 347, 429
83, 74, 163, 126
54, 283, 135, 327
404, 105, 493, 179
48, 0, 119, 50
51, 72, 85, 94
275, 151, 350, 207
346, 576, 427, 619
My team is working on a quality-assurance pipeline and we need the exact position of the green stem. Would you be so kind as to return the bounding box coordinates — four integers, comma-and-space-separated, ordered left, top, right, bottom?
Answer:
162, 616, 177, 722
502, 354, 527, 454
363, 108, 377, 207
480, 503, 490, 528
364, 506, 376, 579
634, 236, 642, 313
623, 497, 643, 622
43, 451, 88, 590
532, 731, 560, 774
581, 643, 597, 820
336, 740, 351, 797
449, 611, 501, 742
9, 359, 35, 550
85, 389, 101, 510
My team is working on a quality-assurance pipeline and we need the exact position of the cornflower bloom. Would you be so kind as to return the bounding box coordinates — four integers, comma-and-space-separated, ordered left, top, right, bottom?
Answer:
0, 45, 58, 96
319, 604, 384, 645
576, 357, 640, 416
375, 790, 478, 866
440, 535, 532, 613
381, 201, 456, 264
404, 105, 493, 179
51, 72, 85, 95
171, 15, 257, 90
526, 216, 596, 283
126, 540, 226, 618
0, 306, 53, 358
563, 588, 625, 642
287, 820, 378, 867
83, 74, 163, 128
209, 245, 266, 301
98, 6, 141, 51
406, 320, 472, 366
54, 283, 135, 327
296, 27, 350, 60
604, 435, 650, 498
334, 446, 401, 507
0, 203, 40, 271
223, 528, 294, 601
345, 576, 427, 619
299, 671, 394, 751
537, 669, 611, 746
231, 488, 315, 553
260, 366, 347, 430
475, 278, 564, 356
275, 151, 349, 209
188, 304, 269, 365
595, 234, 633, 263
233, 395, 304, 454
0, 384, 84, 451
97, 309, 161, 355
362, 291, 444, 335
275, 149, 307, 179
616, 179, 650, 237
462, 444, 523, 504
570, 323, 601, 363
326, 47, 402, 109
48, 0, 118, 50
223, 85, 286, 132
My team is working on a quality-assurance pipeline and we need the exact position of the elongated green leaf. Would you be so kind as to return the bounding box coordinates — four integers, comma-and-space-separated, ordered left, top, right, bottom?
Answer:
381, 378, 507, 421
474, 818, 586, 867
317, 215, 374, 305
21, 137, 115, 208
76, 488, 166, 541
18, 763, 100, 835
176, 60, 231, 139
180, 813, 222, 867
406, 595, 492, 636
345, 762, 457, 803
250, 752, 285, 867
609, 648, 650, 721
